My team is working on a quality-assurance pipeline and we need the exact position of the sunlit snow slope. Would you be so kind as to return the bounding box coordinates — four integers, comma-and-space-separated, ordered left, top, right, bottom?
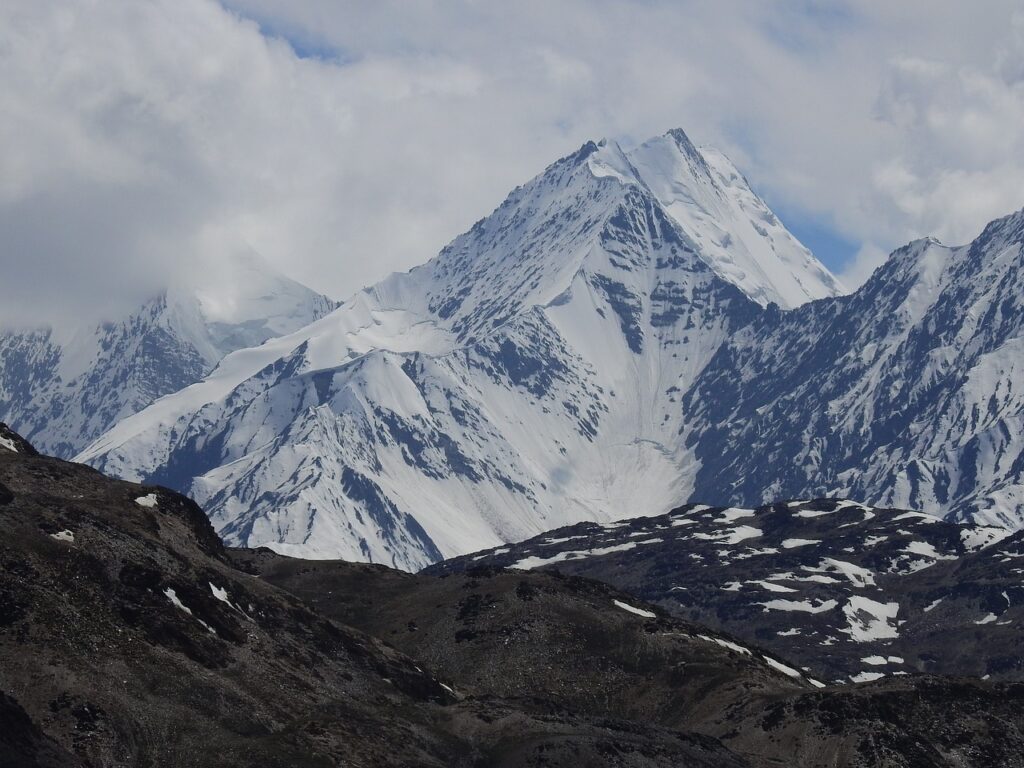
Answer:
78, 130, 841, 569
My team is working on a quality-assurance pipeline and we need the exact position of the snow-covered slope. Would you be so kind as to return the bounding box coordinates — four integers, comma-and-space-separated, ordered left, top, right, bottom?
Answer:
629, 130, 844, 308
78, 131, 842, 570
0, 252, 335, 458
685, 209, 1024, 528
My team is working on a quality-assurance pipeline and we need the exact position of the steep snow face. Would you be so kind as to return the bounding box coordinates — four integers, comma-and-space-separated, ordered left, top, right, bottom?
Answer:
0, 252, 334, 458
78, 131, 834, 569
627, 130, 845, 309
685, 210, 1024, 528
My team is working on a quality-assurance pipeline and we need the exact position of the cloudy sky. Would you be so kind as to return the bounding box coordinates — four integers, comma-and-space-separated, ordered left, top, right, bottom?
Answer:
2, 0, 1023, 328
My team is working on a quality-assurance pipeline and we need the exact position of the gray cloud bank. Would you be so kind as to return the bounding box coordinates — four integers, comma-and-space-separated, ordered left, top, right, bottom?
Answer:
2, 0, 1023, 329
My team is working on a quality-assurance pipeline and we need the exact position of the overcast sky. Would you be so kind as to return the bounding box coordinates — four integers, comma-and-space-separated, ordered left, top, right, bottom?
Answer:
2, 0, 1023, 328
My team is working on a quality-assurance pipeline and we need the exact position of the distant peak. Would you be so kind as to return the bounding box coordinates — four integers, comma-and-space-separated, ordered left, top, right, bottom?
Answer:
666, 128, 699, 154
971, 206, 1024, 249
568, 140, 601, 165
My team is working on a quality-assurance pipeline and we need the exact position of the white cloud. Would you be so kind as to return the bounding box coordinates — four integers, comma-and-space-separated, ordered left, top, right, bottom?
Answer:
837, 243, 889, 289
1, 0, 1022, 326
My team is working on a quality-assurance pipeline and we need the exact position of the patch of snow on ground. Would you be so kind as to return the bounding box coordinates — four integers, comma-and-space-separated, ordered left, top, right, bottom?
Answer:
613, 599, 656, 618
697, 634, 752, 655
805, 558, 875, 588
794, 508, 837, 518
861, 655, 903, 665
510, 541, 643, 570
851, 671, 885, 683
732, 547, 779, 558
892, 511, 940, 524
692, 526, 762, 544
782, 538, 820, 549
715, 507, 755, 523
841, 597, 899, 641
473, 547, 509, 560
904, 541, 956, 561
163, 587, 192, 615
135, 493, 158, 508
760, 598, 838, 613
975, 613, 998, 625
541, 535, 588, 545
749, 580, 797, 593
210, 583, 234, 607
0, 435, 18, 452
923, 598, 943, 612
49, 530, 74, 543
961, 527, 1012, 551
763, 656, 803, 678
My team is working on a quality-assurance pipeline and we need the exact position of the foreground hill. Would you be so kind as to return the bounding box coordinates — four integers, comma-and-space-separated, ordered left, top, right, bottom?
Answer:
4, 423, 1024, 766
0, 423, 749, 767
251, 552, 1024, 767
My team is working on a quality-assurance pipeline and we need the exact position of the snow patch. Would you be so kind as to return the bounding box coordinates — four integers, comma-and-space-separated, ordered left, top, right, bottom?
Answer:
163, 587, 192, 615
135, 493, 159, 509
841, 597, 899, 642
613, 599, 656, 619
781, 538, 819, 549
697, 634, 752, 656
691, 525, 762, 544
794, 508, 837, 518
763, 656, 803, 678
49, 530, 75, 543
851, 671, 885, 683
510, 541, 644, 570
760, 598, 838, 614
961, 527, 1011, 551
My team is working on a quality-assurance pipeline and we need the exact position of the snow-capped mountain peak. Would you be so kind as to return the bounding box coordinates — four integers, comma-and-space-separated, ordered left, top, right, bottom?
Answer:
77, 128, 838, 568
627, 130, 845, 308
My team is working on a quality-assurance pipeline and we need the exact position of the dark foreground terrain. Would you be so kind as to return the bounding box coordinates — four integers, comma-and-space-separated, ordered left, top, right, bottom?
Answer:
2, 423, 1024, 767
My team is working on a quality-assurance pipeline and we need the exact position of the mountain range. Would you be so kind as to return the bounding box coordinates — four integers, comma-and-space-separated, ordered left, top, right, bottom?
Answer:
72, 130, 847, 569
3, 127, 1022, 572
